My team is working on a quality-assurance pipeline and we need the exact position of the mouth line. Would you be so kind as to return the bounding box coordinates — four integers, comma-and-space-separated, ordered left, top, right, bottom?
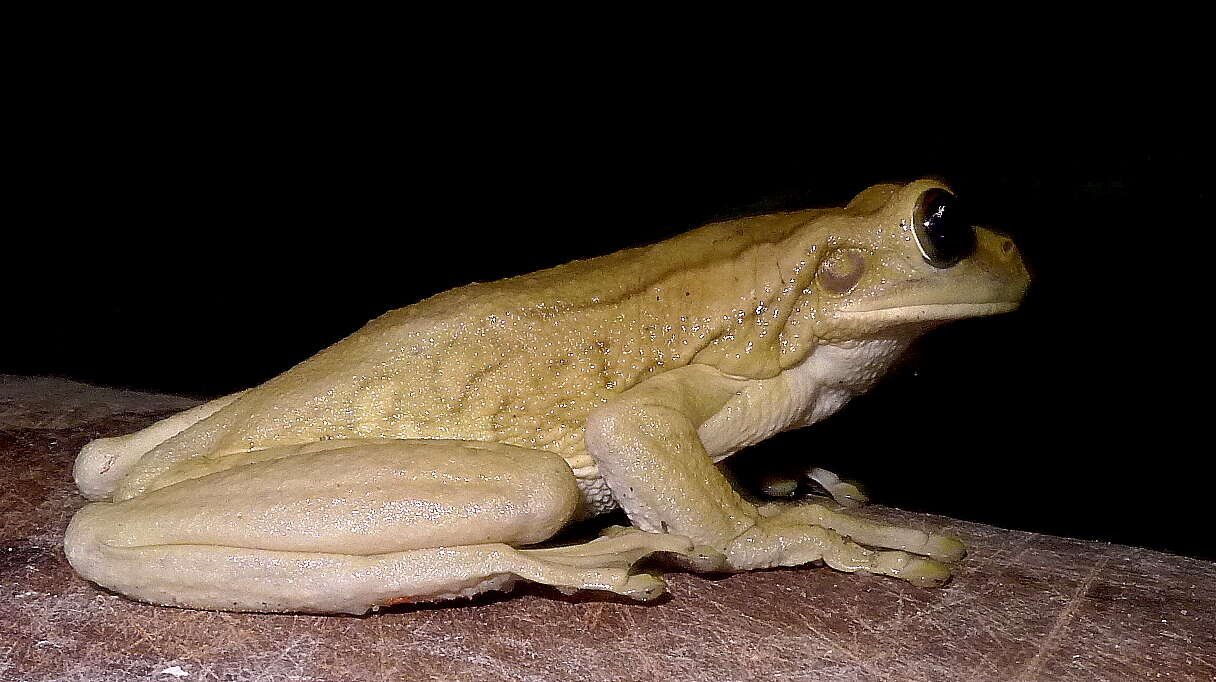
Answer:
837, 300, 1021, 318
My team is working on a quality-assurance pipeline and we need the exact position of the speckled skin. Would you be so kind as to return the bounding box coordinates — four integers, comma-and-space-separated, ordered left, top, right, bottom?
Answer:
65, 179, 1029, 614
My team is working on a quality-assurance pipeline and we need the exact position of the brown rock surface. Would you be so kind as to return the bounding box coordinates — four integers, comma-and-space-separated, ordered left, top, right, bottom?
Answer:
1, 375, 1212, 681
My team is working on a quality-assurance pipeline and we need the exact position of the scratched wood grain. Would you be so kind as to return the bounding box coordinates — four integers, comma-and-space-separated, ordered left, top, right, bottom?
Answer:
2, 375, 1212, 681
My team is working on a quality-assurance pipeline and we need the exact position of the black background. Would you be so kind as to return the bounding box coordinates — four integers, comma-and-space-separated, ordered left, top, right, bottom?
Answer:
5, 71, 1206, 560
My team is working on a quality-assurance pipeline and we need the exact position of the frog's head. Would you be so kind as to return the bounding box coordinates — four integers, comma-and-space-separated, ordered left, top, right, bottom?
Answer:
792, 179, 1030, 347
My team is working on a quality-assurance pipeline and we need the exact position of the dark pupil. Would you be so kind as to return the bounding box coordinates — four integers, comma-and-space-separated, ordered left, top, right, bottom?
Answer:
916, 189, 976, 268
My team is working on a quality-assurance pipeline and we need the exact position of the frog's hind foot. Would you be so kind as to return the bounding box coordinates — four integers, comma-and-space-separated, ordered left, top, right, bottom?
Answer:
375, 527, 722, 608
517, 526, 727, 600
422, 531, 690, 605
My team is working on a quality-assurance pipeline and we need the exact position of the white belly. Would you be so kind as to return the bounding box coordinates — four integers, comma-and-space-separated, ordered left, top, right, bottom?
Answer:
698, 337, 910, 461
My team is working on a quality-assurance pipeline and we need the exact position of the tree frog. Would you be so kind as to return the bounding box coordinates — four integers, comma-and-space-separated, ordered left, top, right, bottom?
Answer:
65, 179, 1029, 614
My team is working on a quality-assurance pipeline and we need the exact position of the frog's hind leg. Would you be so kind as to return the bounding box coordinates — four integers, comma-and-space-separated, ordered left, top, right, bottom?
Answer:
73, 390, 246, 500
65, 520, 714, 614
64, 438, 719, 614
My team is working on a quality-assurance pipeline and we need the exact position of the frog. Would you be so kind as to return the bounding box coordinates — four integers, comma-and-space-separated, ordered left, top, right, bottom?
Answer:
64, 179, 1029, 614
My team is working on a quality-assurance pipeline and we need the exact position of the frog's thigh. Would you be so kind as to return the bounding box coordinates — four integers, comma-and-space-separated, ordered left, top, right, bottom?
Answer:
64, 440, 700, 613
93, 440, 585, 553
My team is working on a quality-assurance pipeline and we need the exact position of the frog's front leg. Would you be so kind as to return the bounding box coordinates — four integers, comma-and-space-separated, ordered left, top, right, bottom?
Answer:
585, 365, 960, 587
64, 439, 716, 614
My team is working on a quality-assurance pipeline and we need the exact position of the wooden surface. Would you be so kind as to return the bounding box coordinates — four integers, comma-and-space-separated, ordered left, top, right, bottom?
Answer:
1, 375, 1212, 681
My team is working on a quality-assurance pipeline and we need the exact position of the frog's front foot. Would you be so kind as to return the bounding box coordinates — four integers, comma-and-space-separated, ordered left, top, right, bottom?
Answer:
728, 503, 964, 587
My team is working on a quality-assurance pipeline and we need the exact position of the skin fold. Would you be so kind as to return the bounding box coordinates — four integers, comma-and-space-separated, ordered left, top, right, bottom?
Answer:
65, 179, 1029, 614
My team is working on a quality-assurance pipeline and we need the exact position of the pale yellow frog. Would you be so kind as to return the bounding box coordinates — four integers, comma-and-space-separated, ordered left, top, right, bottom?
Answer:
65, 179, 1029, 614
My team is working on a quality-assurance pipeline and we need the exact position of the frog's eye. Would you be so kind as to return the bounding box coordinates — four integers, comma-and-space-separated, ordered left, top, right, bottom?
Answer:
913, 189, 976, 268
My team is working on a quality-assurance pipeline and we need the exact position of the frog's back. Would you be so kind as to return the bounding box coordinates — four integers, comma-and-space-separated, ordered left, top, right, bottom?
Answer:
193, 206, 837, 457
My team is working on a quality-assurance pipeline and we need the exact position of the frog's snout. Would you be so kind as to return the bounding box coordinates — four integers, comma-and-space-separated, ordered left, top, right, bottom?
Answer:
994, 234, 1028, 276
978, 230, 1021, 266
993, 233, 1030, 286
973, 227, 1030, 285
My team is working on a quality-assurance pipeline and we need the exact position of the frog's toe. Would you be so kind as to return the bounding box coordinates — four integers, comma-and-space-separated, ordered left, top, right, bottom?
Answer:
619, 573, 668, 601
830, 482, 868, 508
923, 535, 966, 563
891, 555, 953, 588
807, 468, 868, 508
758, 473, 800, 498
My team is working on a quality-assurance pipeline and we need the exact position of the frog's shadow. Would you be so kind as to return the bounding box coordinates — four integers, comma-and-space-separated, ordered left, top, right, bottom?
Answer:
87, 582, 665, 618
379, 582, 673, 615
